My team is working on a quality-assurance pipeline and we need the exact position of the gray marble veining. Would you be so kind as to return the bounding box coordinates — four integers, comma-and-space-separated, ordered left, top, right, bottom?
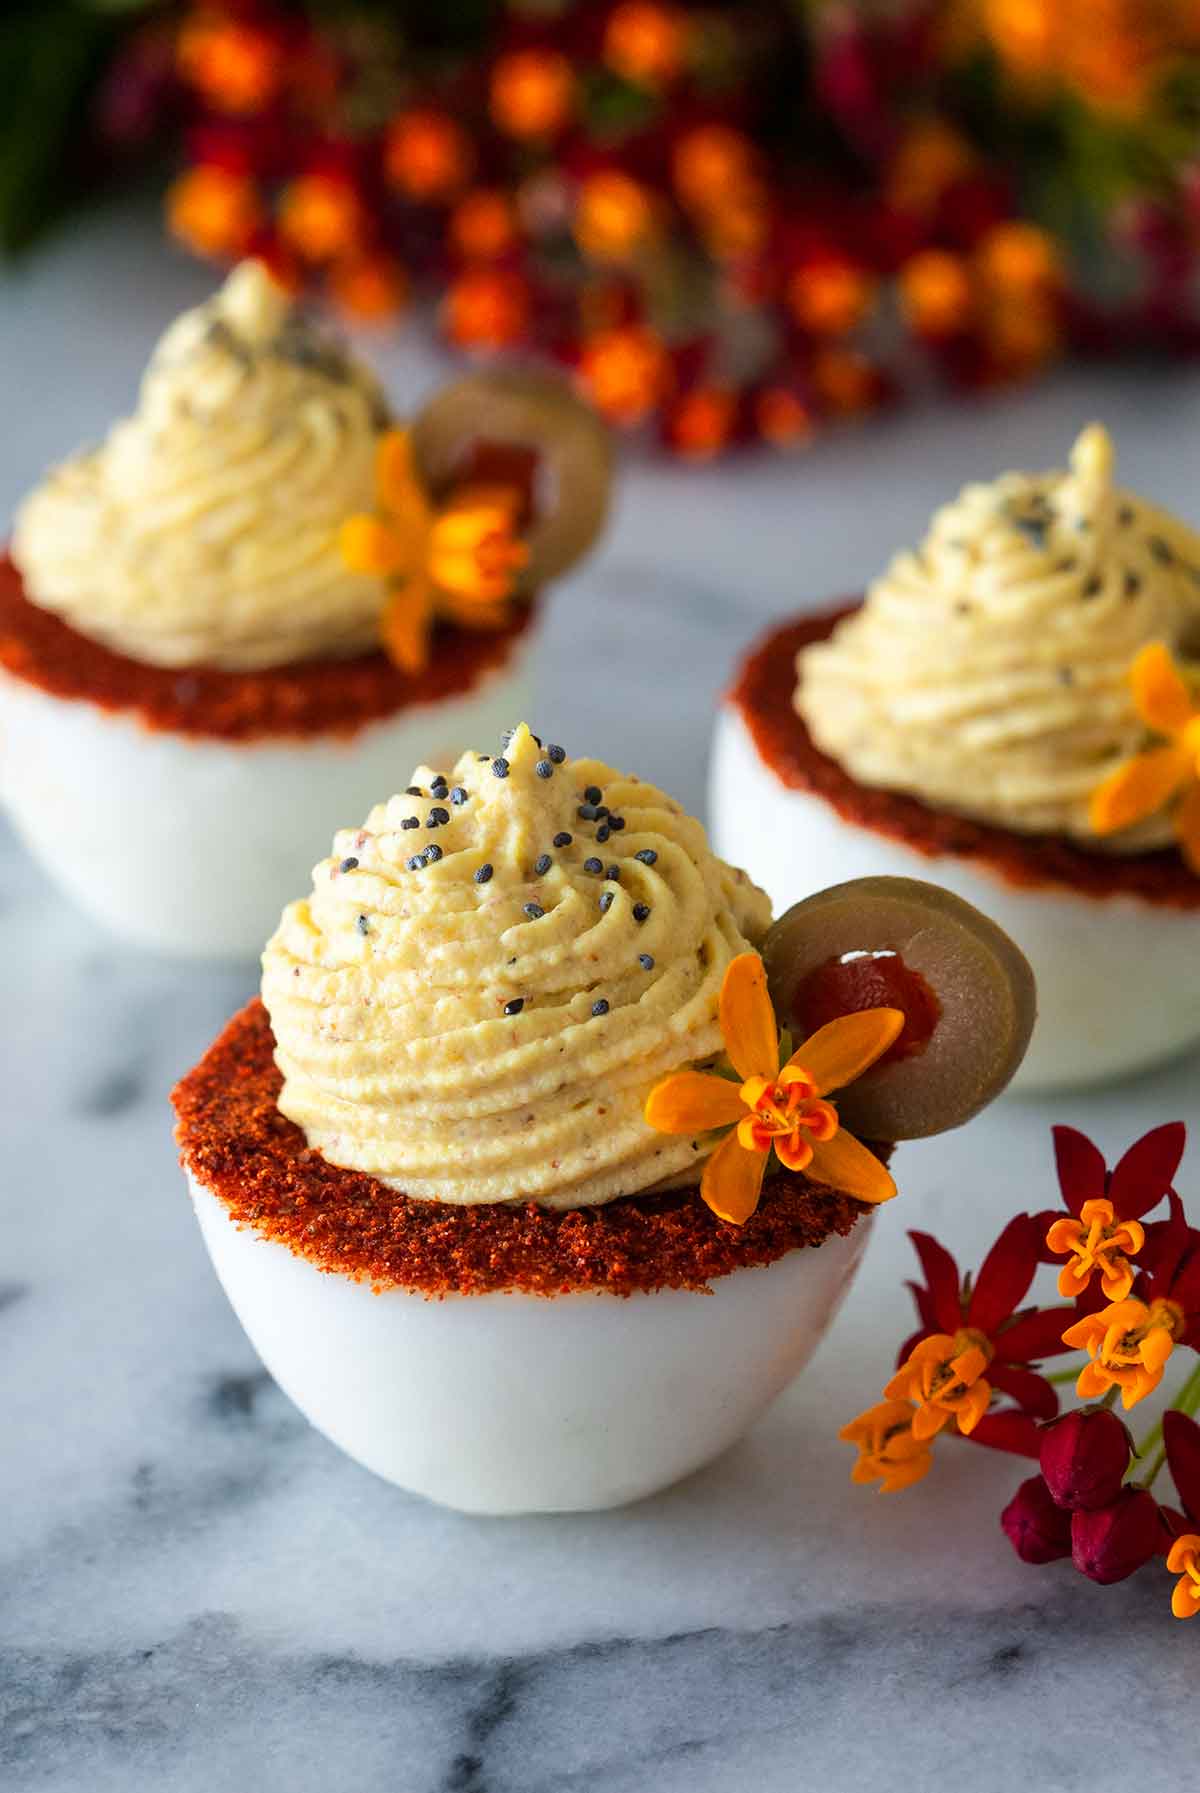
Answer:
3, 204, 1200, 1792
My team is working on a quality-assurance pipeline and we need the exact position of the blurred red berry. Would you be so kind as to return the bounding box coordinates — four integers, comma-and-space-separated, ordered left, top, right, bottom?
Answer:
1071, 1487, 1167, 1585
1001, 1475, 1073, 1565
1039, 1407, 1133, 1511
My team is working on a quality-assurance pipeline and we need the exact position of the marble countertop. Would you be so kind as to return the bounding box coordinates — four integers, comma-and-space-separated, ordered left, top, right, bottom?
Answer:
3, 205, 1199, 1793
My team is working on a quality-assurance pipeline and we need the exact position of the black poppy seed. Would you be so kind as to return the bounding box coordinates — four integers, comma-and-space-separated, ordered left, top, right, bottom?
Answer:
474, 863, 493, 883
634, 849, 657, 865
357, 914, 369, 935
954, 600, 971, 616
633, 902, 650, 923
492, 758, 510, 779
504, 998, 524, 1016
405, 786, 423, 796
605, 865, 620, 881
477, 754, 490, 761
1124, 571, 1141, 598
524, 902, 545, 920
553, 831, 572, 848
1058, 666, 1075, 687
427, 807, 450, 827
450, 786, 468, 805
596, 823, 611, 842
1149, 535, 1173, 564
599, 891, 615, 914
430, 775, 448, 790
406, 854, 424, 871
1083, 575, 1102, 599
500, 729, 515, 748
1013, 515, 1048, 549
638, 953, 654, 970
584, 785, 602, 804
592, 999, 610, 1016
401, 816, 419, 830
535, 760, 554, 780
1118, 504, 1134, 526
547, 744, 566, 764
339, 856, 359, 872
534, 854, 552, 875
608, 815, 625, 831
584, 856, 603, 874
578, 803, 600, 820
425, 843, 443, 863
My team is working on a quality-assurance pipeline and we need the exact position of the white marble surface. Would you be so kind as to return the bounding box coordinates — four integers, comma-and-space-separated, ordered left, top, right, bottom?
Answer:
2, 204, 1200, 1792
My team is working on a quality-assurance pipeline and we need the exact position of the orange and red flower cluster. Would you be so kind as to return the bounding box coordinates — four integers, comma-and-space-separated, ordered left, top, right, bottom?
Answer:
843, 1120, 1200, 1622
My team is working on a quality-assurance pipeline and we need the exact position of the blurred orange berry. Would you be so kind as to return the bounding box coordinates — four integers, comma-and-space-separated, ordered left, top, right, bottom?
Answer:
899, 249, 974, 336
328, 255, 409, 323
755, 386, 816, 450
278, 173, 363, 263
444, 268, 530, 350
166, 165, 263, 259
604, 2, 687, 89
665, 386, 736, 460
886, 120, 975, 215
812, 346, 879, 416
672, 124, 753, 210
697, 179, 771, 261
450, 190, 519, 261
975, 221, 1061, 291
383, 110, 473, 203
490, 49, 574, 140
985, 294, 1061, 375
176, 16, 282, 114
982, 0, 1057, 78
574, 171, 657, 262
787, 260, 875, 336
580, 325, 670, 426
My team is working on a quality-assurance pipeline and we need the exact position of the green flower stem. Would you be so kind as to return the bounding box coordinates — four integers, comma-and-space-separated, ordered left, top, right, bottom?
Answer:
1047, 1363, 1083, 1386
1132, 1356, 1200, 1492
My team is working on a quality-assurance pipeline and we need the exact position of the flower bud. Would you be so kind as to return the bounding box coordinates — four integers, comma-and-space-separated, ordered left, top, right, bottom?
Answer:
1070, 1488, 1166, 1585
1001, 1475, 1072, 1565
1039, 1407, 1133, 1511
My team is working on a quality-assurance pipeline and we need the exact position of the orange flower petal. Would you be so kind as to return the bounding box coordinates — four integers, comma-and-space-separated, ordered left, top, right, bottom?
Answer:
700, 1127, 767, 1225
380, 581, 432, 673
340, 514, 406, 578
644, 1069, 746, 1134
718, 953, 780, 1082
774, 1130, 815, 1172
1176, 781, 1200, 877
787, 1007, 905, 1096
376, 430, 421, 511
1131, 641, 1195, 736
1089, 744, 1190, 835
807, 1128, 897, 1204
1045, 1216, 1082, 1255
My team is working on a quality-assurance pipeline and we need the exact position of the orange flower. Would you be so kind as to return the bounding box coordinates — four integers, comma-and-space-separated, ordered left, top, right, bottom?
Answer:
328, 255, 408, 324
490, 48, 574, 140
166, 165, 263, 260
975, 221, 1061, 293
177, 16, 282, 114
574, 171, 657, 262
383, 110, 473, 203
1167, 1533, 1200, 1619
672, 124, 753, 211
443, 268, 530, 352
644, 953, 900, 1224
840, 1399, 933, 1493
339, 433, 528, 673
579, 325, 670, 427
755, 386, 816, 451
603, 2, 687, 89
1061, 1295, 1184, 1409
885, 120, 975, 216
884, 1328, 994, 1440
899, 250, 973, 337
787, 261, 875, 338
450, 190, 519, 262
1046, 1199, 1144, 1301
278, 174, 363, 263
664, 387, 736, 462
1090, 642, 1200, 874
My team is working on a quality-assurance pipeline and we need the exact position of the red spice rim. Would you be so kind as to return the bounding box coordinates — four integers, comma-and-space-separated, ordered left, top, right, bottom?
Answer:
172, 999, 877, 1299
0, 553, 536, 745
728, 604, 1200, 911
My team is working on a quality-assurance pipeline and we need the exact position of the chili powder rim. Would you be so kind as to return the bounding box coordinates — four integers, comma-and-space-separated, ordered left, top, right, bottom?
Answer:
172, 999, 876, 1300
730, 603, 1200, 911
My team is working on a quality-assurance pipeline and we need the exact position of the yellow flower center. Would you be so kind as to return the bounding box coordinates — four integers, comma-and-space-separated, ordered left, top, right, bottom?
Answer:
736, 1070, 837, 1163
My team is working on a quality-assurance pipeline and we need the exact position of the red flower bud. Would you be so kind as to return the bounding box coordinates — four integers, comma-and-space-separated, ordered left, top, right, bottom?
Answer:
1070, 1488, 1166, 1585
1001, 1475, 1072, 1566
1038, 1407, 1133, 1512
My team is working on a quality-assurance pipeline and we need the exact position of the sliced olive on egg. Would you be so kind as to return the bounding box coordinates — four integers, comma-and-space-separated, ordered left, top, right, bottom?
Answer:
410, 370, 613, 585
761, 876, 1036, 1141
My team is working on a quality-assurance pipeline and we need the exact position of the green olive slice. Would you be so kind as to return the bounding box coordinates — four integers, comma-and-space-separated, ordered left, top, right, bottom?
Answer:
761, 876, 1036, 1141
410, 370, 613, 585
